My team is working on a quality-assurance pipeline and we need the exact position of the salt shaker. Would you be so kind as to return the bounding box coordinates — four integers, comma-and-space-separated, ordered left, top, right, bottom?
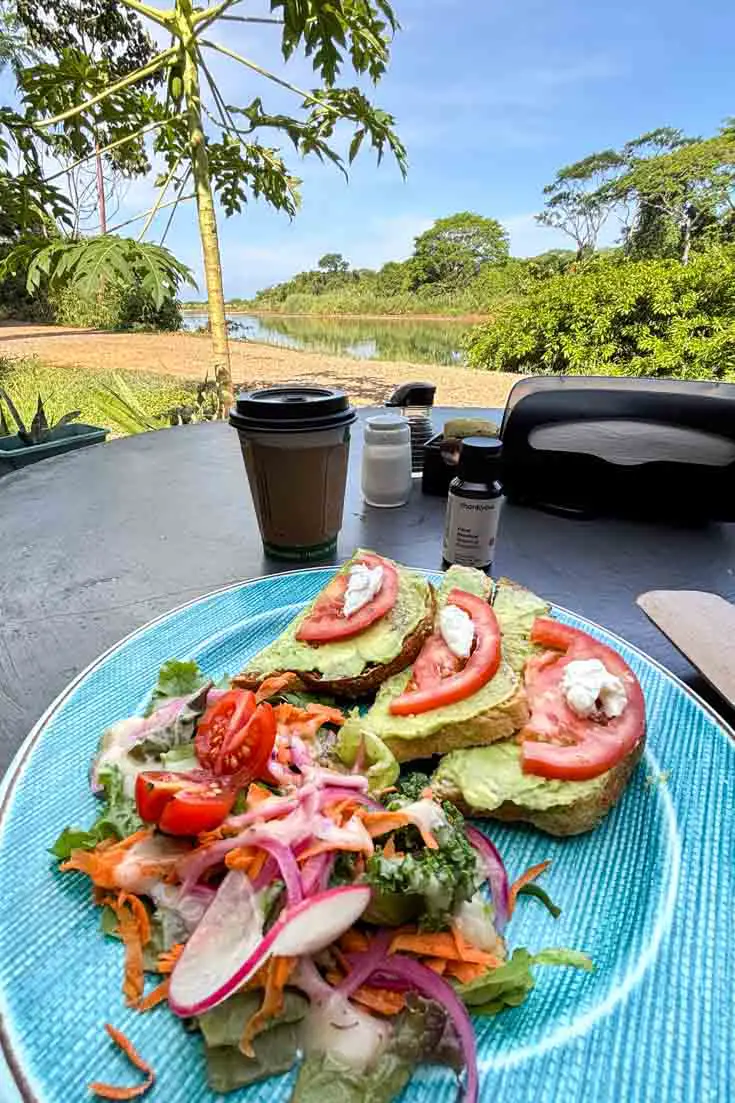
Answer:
385, 381, 436, 475
361, 414, 412, 508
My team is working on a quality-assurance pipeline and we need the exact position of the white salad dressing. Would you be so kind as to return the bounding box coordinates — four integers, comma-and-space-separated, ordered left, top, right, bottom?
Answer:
342, 563, 384, 617
438, 605, 475, 659
561, 658, 627, 719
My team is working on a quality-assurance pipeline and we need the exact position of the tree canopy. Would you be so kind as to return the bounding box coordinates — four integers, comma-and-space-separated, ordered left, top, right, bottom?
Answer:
411, 212, 509, 286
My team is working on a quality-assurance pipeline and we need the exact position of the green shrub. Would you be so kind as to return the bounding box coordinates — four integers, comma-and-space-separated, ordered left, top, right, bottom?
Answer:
50, 281, 182, 331
466, 248, 735, 380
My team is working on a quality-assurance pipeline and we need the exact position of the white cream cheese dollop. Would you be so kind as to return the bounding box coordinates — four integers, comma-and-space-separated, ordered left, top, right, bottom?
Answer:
561, 658, 627, 719
342, 563, 384, 617
438, 605, 475, 658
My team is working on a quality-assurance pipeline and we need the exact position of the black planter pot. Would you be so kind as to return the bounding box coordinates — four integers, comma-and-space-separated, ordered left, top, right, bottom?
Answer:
0, 424, 109, 477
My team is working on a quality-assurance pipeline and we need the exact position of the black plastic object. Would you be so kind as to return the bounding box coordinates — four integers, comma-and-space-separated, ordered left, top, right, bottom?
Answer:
458, 436, 503, 480
229, 386, 356, 433
500, 376, 735, 521
422, 432, 460, 495
385, 381, 436, 407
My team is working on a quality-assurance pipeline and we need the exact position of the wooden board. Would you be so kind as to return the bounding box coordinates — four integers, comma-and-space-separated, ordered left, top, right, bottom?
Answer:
637, 589, 735, 708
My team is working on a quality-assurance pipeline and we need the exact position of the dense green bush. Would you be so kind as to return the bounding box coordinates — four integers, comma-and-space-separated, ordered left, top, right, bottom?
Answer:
466, 248, 735, 379
50, 281, 182, 331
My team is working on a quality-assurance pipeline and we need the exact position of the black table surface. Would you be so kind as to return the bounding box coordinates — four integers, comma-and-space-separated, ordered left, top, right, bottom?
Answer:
2, 406, 734, 779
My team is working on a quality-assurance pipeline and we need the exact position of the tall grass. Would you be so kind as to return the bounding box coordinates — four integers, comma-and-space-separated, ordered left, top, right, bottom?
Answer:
0, 358, 197, 438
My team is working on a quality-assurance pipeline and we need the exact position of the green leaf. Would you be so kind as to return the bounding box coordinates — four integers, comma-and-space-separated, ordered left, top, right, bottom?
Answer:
50, 764, 142, 859
455, 947, 594, 1016
291, 1052, 411, 1103
145, 658, 208, 715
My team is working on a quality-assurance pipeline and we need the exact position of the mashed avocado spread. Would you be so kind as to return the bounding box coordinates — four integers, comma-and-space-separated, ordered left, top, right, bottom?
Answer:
245, 551, 430, 680
433, 741, 609, 811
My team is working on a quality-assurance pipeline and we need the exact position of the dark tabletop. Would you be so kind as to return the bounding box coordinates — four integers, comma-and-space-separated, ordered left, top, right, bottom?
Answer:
1, 406, 734, 779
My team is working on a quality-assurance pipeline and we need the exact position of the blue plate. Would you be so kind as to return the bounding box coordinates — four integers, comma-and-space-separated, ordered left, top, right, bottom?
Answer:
0, 568, 733, 1103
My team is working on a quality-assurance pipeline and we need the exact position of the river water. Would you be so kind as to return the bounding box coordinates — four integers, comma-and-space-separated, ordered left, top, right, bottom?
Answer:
181, 312, 470, 366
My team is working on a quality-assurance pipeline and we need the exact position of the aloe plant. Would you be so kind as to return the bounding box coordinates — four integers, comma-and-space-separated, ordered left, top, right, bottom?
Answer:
0, 387, 81, 445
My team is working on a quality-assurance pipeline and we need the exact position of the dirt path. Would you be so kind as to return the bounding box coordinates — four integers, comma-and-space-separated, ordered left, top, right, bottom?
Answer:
0, 322, 522, 407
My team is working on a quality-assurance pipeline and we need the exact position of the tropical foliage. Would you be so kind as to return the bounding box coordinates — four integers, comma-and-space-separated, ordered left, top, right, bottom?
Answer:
466, 248, 735, 380
245, 213, 527, 315
1, 0, 406, 404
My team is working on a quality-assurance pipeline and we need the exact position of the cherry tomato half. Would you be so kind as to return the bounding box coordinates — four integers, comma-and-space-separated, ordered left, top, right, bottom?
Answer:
135, 771, 235, 836
195, 689, 256, 773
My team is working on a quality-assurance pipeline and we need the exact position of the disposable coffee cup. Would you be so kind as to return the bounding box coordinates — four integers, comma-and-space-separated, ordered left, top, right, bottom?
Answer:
229, 386, 357, 561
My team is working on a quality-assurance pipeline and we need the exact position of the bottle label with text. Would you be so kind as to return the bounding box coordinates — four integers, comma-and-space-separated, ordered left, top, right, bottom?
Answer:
442, 495, 503, 568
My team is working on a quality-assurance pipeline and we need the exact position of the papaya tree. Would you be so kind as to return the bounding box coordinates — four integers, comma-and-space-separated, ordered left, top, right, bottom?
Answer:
20, 0, 406, 407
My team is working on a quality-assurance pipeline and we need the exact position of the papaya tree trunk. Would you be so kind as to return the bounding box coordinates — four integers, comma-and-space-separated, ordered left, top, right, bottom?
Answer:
179, 2, 233, 412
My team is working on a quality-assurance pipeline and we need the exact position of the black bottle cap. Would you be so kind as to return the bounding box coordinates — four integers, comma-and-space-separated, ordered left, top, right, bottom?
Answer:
458, 436, 503, 480
385, 381, 436, 407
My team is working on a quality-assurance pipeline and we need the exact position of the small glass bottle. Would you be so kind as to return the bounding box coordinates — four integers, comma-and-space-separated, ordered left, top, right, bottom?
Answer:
384, 381, 436, 476
361, 414, 413, 508
442, 437, 504, 571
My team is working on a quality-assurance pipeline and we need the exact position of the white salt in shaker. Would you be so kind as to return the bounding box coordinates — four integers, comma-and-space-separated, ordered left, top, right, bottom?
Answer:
361, 414, 412, 508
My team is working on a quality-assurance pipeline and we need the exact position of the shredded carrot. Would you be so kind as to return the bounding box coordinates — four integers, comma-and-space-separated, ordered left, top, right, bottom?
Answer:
155, 943, 184, 975
445, 960, 488, 984
241, 956, 294, 1056
225, 846, 267, 880
382, 835, 397, 860
136, 979, 170, 1013
339, 929, 370, 954
325, 971, 406, 1016
119, 893, 151, 947
273, 702, 345, 740
59, 830, 153, 890
321, 797, 358, 825
89, 1023, 154, 1100
105, 898, 144, 1007
247, 782, 274, 807
390, 928, 497, 966
255, 672, 299, 703
276, 742, 292, 765
421, 957, 448, 975
508, 860, 552, 917
450, 923, 500, 966
304, 703, 346, 727
359, 809, 438, 851
375, 786, 398, 797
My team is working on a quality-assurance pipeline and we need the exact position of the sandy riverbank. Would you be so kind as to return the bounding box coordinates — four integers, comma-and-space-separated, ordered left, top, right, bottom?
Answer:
0, 322, 521, 407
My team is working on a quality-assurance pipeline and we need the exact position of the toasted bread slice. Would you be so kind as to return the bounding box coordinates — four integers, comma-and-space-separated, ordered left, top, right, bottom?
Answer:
355, 568, 548, 761
432, 735, 645, 836
233, 552, 434, 699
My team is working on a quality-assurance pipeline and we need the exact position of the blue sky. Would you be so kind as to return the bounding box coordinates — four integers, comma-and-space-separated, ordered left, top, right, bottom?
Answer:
5, 0, 735, 296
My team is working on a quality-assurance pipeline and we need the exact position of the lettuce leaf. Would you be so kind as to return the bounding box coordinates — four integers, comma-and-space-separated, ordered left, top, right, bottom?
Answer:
50, 764, 143, 859
145, 658, 208, 715
292, 1052, 411, 1103
336, 718, 399, 792
456, 947, 594, 1015
199, 990, 308, 1093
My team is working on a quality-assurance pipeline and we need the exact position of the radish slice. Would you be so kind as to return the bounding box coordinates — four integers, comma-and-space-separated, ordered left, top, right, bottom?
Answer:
169, 880, 371, 1018
169, 870, 265, 1017
270, 884, 371, 958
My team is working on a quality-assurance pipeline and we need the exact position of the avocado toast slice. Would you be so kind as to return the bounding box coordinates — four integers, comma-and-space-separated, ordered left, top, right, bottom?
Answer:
347, 567, 549, 762
234, 550, 434, 699
432, 738, 645, 836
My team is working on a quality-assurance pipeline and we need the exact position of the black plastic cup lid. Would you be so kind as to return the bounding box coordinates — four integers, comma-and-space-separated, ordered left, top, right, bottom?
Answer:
229, 386, 357, 433
458, 436, 503, 480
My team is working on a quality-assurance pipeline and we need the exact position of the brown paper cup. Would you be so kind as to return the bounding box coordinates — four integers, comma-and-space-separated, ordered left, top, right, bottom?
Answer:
230, 387, 356, 561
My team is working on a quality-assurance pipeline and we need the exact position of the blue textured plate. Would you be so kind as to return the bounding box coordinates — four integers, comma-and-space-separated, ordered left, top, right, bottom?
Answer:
0, 568, 733, 1103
